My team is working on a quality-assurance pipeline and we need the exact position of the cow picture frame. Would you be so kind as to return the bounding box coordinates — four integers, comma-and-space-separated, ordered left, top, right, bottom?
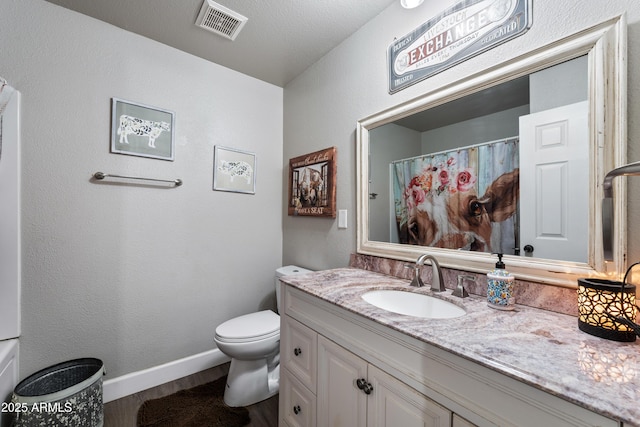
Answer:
288, 147, 337, 218
110, 98, 175, 161
213, 145, 256, 194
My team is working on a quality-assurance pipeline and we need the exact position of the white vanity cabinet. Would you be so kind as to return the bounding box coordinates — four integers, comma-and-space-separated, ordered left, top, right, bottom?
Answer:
280, 314, 452, 427
318, 336, 452, 427
280, 284, 619, 427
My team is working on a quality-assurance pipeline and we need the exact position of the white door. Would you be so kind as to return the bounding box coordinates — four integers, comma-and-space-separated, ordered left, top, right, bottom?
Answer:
367, 364, 451, 427
317, 336, 367, 427
0, 84, 20, 341
519, 101, 588, 262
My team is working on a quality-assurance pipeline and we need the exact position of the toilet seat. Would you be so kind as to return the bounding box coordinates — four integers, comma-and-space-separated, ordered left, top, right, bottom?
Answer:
215, 310, 280, 343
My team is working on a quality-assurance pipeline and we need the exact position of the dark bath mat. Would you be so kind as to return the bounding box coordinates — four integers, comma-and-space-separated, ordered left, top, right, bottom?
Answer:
137, 376, 250, 427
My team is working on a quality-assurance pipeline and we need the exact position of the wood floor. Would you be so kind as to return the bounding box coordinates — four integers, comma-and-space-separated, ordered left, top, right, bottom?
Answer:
104, 362, 279, 426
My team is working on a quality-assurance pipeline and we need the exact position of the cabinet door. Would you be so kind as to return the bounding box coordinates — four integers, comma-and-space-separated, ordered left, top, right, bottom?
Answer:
317, 336, 367, 427
280, 367, 316, 427
367, 365, 451, 427
452, 414, 478, 427
282, 316, 318, 391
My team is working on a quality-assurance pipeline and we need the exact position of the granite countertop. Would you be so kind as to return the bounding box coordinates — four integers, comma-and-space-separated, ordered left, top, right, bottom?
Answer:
280, 267, 640, 426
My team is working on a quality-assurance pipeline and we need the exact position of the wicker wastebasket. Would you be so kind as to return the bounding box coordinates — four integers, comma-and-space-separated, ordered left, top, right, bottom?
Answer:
12, 358, 105, 427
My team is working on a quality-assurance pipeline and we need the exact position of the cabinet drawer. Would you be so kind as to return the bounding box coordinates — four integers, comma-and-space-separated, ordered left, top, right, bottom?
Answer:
282, 316, 317, 392
280, 367, 316, 427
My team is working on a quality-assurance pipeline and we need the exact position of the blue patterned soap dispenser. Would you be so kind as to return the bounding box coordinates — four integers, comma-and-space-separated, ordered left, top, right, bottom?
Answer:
487, 254, 515, 310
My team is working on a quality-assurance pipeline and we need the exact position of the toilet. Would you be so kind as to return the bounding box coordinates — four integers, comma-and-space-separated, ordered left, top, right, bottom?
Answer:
214, 265, 312, 407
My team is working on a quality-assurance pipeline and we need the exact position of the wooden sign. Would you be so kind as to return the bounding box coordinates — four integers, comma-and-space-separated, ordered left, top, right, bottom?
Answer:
288, 147, 337, 217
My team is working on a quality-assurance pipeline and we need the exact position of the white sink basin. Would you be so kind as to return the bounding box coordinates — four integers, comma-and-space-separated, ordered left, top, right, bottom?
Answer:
361, 290, 466, 319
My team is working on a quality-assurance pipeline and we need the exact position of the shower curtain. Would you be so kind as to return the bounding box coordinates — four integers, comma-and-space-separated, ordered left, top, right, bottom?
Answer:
392, 137, 519, 254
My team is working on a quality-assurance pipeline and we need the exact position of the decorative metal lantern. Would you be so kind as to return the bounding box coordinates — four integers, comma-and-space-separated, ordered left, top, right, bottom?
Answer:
577, 278, 637, 342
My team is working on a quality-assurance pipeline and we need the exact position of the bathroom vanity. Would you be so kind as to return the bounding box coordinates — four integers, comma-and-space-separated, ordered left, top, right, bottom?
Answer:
278, 268, 638, 427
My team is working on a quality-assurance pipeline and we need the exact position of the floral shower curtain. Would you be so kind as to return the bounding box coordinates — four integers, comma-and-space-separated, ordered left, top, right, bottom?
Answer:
392, 137, 519, 254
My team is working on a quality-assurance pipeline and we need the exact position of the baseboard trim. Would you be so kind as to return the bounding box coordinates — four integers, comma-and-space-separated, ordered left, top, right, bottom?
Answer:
103, 349, 230, 403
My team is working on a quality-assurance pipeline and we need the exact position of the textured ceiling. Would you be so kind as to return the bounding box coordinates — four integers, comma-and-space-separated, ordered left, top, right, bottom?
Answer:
43, 0, 396, 87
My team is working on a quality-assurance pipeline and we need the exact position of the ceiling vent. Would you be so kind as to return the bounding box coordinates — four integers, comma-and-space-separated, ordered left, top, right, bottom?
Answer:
196, 0, 248, 41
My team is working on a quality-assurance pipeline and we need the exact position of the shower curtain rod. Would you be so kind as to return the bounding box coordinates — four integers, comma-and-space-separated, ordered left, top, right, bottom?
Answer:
390, 135, 519, 165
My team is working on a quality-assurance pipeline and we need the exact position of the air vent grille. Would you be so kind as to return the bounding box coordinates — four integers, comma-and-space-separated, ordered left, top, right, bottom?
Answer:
196, 0, 247, 41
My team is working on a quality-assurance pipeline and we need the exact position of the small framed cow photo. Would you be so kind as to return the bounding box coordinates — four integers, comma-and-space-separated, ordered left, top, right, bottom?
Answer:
288, 146, 336, 218
213, 145, 256, 194
110, 98, 175, 161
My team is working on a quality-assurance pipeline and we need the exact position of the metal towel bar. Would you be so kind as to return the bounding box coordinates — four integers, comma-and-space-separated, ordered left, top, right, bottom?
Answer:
93, 172, 182, 187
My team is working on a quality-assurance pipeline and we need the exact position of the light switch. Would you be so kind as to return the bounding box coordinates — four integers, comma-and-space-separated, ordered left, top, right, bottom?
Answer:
338, 209, 347, 229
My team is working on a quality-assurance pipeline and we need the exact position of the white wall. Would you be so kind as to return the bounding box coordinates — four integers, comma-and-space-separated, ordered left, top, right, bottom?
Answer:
530, 55, 588, 113
369, 123, 421, 242
419, 105, 528, 153
283, 0, 640, 273
0, 0, 283, 379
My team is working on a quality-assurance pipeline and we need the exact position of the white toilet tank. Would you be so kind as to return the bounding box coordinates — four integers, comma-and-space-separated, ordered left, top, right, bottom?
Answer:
275, 265, 312, 313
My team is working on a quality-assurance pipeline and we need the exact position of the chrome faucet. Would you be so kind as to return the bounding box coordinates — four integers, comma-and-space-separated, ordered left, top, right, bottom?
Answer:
410, 254, 446, 292
452, 275, 475, 298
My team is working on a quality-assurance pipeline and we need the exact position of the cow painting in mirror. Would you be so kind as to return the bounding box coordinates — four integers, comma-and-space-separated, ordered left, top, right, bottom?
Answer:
395, 140, 519, 253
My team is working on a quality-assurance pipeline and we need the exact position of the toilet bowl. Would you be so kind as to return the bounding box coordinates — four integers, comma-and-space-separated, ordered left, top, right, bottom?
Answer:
213, 265, 312, 407
214, 310, 281, 407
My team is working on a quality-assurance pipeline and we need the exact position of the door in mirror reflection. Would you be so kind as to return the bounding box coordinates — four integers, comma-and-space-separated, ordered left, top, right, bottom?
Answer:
519, 101, 589, 262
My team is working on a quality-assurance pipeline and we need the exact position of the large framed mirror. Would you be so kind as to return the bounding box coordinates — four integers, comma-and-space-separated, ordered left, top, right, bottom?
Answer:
357, 16, 627, 287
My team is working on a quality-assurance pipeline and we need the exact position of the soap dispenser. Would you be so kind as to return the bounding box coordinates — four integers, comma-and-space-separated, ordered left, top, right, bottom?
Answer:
487, 254, 515, 310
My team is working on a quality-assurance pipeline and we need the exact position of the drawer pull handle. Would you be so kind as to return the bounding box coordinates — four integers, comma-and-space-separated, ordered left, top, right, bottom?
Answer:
294, 347, 302, 356
356, 378, 373, 395
293, 405, 301, 415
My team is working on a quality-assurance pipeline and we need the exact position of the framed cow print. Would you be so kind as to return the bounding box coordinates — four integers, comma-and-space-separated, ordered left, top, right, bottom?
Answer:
288, 147, 337, 218
110, 98, 175, 161
213, 146, 256, 194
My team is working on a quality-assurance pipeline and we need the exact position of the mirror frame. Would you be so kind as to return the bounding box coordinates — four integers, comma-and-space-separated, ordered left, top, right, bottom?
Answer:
357, 16, 627, 288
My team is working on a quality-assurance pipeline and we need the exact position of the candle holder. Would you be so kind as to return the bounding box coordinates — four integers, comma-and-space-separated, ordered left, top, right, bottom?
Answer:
578, 278, 637, 342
